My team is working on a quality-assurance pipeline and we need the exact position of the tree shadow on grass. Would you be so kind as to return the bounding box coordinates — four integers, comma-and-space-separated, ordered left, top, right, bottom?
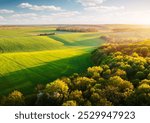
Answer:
72, 38, 104, 46
0, 53, 93, 95
49, 35, 104, 47
48, 35, 72, 46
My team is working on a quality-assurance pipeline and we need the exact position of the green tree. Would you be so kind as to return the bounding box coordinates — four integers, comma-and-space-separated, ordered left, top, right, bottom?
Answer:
135, 71, 145, 80
140, 47, 149, 57
148, 73, 150, 80
69, 90, 84, 105
5, 90, 25, 106
62, 100, 77, 106
45, 79, 69, 105
114, 69, 127, 79
104, 76, 134, 105
127, 82, 150, 105
90, 93, 112, 106
102, 69, 111, 79
87, 66, 103, 79
74, 77, 96, 91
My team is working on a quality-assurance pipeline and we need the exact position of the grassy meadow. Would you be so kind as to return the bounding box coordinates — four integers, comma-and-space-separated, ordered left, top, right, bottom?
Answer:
0, 26, 104, 94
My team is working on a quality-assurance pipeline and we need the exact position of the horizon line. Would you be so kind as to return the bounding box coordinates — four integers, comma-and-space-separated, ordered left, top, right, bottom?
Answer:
1, 23, 150, 26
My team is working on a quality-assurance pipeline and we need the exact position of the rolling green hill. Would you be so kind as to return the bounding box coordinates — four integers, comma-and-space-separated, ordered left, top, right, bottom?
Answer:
0, 26, 104, 94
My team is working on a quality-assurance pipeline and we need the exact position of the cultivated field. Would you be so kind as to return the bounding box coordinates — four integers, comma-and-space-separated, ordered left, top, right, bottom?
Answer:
0, 26, 104, 94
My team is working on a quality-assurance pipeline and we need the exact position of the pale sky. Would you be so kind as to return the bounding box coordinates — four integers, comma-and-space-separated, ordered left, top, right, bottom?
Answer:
0, 0, 150, 25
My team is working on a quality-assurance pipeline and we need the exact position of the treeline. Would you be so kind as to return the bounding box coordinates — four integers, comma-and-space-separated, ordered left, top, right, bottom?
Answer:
100, 36, 142, 44
0, 42, 149, 106
56, 26, 99, 32
92, 43, 150, 59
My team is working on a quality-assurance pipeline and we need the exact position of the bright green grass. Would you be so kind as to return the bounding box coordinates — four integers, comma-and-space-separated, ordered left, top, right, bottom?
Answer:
0, 36, 65, 53
0, 26, 104, 95
0, 27, 64, 53
0, 47, 92, 75
0, 48, 93, 94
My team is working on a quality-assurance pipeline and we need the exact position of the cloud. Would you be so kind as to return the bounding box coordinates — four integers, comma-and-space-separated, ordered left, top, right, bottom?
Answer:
51, 11, 80, 17
3, 13, 49, 25
0, 9, 14, 14
0, 16, 5, 20
78, 0, 124, 12
77, 0, 105, 7
0, 16, 6, 24
84, 5, 125, 12
100, 6, 125, 10
1, 10, 81, 25
19, 3, 62, 11
12, 13, 37, 18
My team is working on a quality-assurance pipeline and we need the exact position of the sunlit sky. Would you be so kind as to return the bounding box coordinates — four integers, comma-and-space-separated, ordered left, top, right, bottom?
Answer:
0, 0, 150, 25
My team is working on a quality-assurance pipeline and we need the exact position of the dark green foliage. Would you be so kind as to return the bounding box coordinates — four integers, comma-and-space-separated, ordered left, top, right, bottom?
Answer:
127, 79, 150, 105
25, 94, 37, 106
45, 80, 69, 105
140, 47, 149, 57
56, 26, 98, 32
4, 90, 25, 106
62, 100, 77, 106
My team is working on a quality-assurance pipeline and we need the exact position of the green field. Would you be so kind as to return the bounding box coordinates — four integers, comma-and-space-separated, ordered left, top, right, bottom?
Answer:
0, 26, 104, 94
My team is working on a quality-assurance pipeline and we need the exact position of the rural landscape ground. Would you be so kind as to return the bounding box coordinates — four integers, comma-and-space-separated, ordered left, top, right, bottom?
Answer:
0, 26, 104, 94
0, 25, 150, 106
